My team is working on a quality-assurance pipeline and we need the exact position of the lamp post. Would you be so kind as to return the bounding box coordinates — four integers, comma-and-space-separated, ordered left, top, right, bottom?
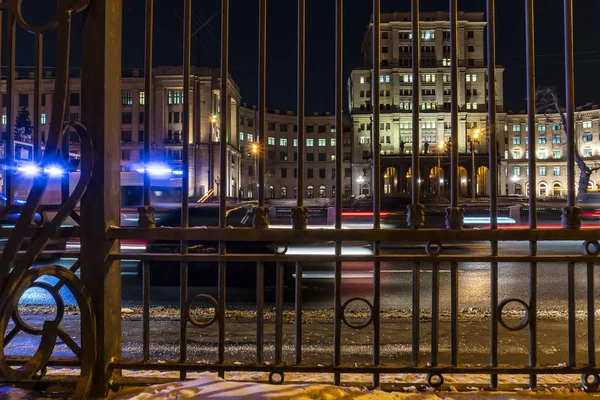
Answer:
251, 142, 258, 200
471, 129, 480, 201
437, 141, 445, 197
357, 175, 364, 196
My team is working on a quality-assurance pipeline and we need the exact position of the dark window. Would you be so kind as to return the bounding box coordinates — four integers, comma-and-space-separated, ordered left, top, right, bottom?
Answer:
343, 152, 351, 161
318, 125, 326, 133
280, 151, 288, 161
70, 113, 79, 122
248, 166, 254, 176
247, 119, 254, 127
294, 168, 298, 178
168, 112, 172, 123
268, 122, 275, 130
70, 93, 80, 106
281, 168, 287, 178
41, 94, 46, 107
2, 94, 8, 106
319, 169, 326, 179
268, 150, 275, 160
294, 152, 298, 161
362, 150, 371, 159
280, 124, 288, 132
468, 45, 475, 52
307, 169, 314, 179
122, 112, 132, 124
138, 131, 144, 142
19, 94, 28, 107
344, 168, 351, 178
121, 131, 132, 143
139, 112, 144, 124
174, 112, 180, 123
332, 169, 336, 178
467, 31, 474, 39
70, 131, 80, 143
306, 125, 314, 133
382, 47, 388, 54
307, 153, 314, 161
318, 152, 326, 161
293, 125, 298, 133
381, 32, 388, 39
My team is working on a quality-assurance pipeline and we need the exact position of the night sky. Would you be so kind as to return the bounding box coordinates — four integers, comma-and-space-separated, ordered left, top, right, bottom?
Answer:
14, 1, 600, 114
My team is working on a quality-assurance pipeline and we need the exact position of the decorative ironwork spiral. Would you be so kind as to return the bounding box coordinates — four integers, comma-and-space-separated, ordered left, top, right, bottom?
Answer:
0, 2, 95, 397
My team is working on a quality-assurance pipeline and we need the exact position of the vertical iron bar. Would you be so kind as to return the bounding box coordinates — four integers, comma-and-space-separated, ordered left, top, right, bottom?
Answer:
258, 0, 267, 206
410, 0, 421, 207
333, 0, 343, 387
587, 262, 596, 367
142, 262, 150, 361
219, 0, 230, 378
371, 0, 381, 389
431, 262, 440, 366
180, 0, 192, 381
490, 262, 498, 389
297, 0, 305, 208
564, 0, 576, 208
275, 262, 284, 365
5, 13, 16, 205
525, 0, 537, 388
568, 262, 576, 366
143, 0, 154, 205
256, 262, 265, 363
450, 262, 458, 366
412, 262, 420, 366
449, 0, 458, 209
33, 33, 43, 162
295, 263, 302, 364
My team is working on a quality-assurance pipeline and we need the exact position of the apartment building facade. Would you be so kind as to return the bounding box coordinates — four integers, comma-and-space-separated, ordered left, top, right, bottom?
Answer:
238, 106, 353, 200
350, 11, 506, 198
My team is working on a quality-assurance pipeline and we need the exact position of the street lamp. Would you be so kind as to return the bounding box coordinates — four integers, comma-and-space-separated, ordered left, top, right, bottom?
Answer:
357, 176, 364, 196
437, 141, 445, 197
251, 143, 259, 200
471, 129, 480, 201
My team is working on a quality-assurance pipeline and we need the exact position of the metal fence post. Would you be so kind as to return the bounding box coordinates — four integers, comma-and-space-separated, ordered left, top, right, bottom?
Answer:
80, 0, 123, 396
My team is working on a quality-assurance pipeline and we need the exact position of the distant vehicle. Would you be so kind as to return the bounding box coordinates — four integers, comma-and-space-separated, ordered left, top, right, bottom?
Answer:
144, 205, 291, 287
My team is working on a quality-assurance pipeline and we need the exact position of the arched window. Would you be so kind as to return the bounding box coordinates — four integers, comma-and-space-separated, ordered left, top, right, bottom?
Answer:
307, 185, 314, 198
269, 185, 275, 198
281, 186, 287, 198
538, 182, 548, 197
319, 185, 326, 198
552, 182, 562, 196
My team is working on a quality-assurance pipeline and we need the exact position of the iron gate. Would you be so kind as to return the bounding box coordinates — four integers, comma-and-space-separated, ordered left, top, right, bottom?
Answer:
0, 0, 598, 398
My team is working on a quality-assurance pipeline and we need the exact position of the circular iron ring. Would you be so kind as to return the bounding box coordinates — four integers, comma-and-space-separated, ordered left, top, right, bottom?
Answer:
12, 281, 65, 335
581, 373, 600, 390
187, 294, 219, 328
426, 373, 444, 389
583, 241, 600, 256
497, 298, 531, 331
341, 297, 374, 330
425, 241, 443, 256
268, 371, 284, 385
13, 0, 91, 34
273, 243, 288, 255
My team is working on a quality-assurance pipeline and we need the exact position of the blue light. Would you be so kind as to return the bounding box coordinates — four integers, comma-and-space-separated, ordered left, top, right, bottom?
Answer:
44, 165, 65, 177
17, 165, 41, 176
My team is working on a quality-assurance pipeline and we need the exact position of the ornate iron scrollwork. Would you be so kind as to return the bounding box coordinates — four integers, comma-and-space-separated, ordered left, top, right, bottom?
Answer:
0, 2, 95, 398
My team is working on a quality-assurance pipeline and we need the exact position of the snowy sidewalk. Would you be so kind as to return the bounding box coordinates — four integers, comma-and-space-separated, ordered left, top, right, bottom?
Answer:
109, 374, 599, 400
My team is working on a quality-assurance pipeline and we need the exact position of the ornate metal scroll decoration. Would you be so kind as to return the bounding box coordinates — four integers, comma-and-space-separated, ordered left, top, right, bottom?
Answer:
0, 1, 95, 399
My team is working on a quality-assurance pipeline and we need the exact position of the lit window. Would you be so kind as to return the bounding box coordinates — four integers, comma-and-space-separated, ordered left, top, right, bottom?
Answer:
583, 134, 593, 142
247, 133, 253, 142
240, 132, 244, 141
331, 154, 336, 161
539, 166, 546, 176
514, 167, 521, 176
307, 139, 314, 147
330, 138, 336, 146
318, 138, 326, 146
41, 113, 46, 125
380, 75, 384, 83
512, 136, 521, 145
513, 150, 521, 159
280, 138, 287, 146
513, 125, 521, 132
552, 135, 561, 144
538, 151, 547, 159
293, 139, 298, 147
552, 124, 561, 131
2, 114, 6, 125
537, 124, 546, 132
553, 166, 561, 176
268, 137, 275, 145
139, 91, 145, 106
121, 91, 133, 106
583, 121, 593, 129
385, 75, 390, 83
552, 150, 561, 159
360, 77, 365, 84
584, 148, 593, 157
538, 136, 546, 144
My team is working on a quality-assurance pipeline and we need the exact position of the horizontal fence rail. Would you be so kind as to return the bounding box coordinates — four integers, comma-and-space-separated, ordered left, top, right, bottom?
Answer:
0, 0, 597, 397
